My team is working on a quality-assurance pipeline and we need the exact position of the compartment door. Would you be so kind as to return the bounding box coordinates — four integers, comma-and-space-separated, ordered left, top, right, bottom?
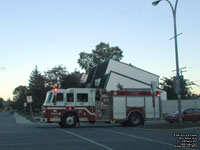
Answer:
113, 97, 126, 119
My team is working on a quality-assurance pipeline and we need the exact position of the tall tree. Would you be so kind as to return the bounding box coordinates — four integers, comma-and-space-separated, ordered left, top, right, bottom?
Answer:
44, 65, 68, 88
28, 66, 47, 110
77, 42, 123, 73
160, 77, 195, 99
12, 86, 28, 110
60, 70, 83, 89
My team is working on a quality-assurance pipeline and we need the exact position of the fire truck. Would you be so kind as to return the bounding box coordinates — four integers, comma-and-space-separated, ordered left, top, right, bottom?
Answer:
40, 88, 161, 127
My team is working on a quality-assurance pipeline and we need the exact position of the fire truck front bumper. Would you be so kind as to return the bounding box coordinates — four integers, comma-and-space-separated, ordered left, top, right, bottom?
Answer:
40, 118, 48, 123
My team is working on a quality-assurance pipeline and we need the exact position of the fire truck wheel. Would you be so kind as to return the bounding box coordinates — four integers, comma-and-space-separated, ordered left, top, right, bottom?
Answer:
128, 112, 143, 127
62, 113, 77, 128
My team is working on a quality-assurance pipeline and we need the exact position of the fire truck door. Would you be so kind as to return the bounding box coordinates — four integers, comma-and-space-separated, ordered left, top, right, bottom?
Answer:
53, 92, 65, 106
65, 93, 75, 106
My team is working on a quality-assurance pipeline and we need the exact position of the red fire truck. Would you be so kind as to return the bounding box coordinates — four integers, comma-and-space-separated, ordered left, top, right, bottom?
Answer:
40, 88, 161, 127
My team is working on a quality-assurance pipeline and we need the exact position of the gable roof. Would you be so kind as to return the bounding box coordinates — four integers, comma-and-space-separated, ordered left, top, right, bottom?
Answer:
86, 59, 159, 88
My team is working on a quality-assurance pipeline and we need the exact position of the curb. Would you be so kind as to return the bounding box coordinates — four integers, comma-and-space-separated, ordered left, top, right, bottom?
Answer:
14, 112, 34, 124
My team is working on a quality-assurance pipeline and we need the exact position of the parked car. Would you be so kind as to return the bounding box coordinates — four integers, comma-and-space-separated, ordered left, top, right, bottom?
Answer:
165, 108, 200, 123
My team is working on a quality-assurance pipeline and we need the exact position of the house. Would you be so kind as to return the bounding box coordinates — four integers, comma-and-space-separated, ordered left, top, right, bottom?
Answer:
86, 59, 167, 100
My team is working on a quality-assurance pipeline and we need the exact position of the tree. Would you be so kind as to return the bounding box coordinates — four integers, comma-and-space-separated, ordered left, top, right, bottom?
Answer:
77, 42, 123, 73
116, 83, 124, 90
28, 66, 47, 110
160, 77, 195, 99
44, 65, 68, 88
60, 70, 84, 89
12, 86, 28, 110
77, 52, 94, 73
0, 97, 4, 109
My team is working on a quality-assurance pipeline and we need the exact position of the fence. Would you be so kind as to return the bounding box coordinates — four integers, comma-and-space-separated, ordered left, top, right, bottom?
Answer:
161, 99, 200, 117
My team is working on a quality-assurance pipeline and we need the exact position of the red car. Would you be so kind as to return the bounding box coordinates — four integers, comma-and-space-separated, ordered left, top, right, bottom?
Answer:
165, 108, 200, 123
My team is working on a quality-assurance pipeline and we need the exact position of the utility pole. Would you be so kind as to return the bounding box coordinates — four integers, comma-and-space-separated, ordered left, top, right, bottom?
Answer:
152, 0, 183, 125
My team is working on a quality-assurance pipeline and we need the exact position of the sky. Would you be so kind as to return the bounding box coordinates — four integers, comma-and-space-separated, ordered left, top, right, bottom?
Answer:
0, 0, 199, 100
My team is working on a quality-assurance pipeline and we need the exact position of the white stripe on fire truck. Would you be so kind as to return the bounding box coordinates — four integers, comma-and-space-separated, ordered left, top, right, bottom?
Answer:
46, 106, 95, 115
46, 107, 66, 110
74, 107, 95, 115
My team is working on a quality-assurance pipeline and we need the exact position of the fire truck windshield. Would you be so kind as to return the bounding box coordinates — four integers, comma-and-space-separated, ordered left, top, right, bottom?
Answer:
44, 92, 53, 104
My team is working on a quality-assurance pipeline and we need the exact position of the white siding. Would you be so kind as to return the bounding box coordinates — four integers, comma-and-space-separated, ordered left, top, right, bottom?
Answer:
105, 59, 159, 86
106, 72, 150, 90
162, 99, 200, 115
160, 90, 167, 101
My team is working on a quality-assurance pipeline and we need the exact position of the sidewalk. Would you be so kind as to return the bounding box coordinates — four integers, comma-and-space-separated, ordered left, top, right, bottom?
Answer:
145, 119, 168, 125
14, 112, 33, 124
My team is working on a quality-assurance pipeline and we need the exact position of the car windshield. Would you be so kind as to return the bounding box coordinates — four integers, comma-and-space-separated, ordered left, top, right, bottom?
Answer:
44, 92, 53, 104
174, 109, 186, 114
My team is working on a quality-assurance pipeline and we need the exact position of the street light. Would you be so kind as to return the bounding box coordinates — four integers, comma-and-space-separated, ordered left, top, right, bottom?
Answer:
152, 0, 183, 125
152, 0, 161, 6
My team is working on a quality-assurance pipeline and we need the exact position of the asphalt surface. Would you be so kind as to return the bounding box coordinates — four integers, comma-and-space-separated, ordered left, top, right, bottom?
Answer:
0, 111, 199, 150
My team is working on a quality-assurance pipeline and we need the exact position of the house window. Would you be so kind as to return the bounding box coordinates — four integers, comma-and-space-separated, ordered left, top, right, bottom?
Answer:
77, 93, 88, 102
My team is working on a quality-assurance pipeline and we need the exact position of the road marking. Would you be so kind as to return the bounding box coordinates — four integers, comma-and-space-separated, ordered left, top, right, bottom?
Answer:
56, 129, 113, 150
0, 143, 35, 146
97, 128, 173, 147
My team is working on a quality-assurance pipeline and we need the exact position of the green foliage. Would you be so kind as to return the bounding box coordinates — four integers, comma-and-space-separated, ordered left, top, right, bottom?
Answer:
61, 70, 83, 89
28, 66, 47, 110
160, 77, 195, 99
77, 52, 94, 73
44, 65, 68, 88
12, 65, 85, 112
0, 97, 4, 109
78, 42, 123, 73
12, 86, 28, 110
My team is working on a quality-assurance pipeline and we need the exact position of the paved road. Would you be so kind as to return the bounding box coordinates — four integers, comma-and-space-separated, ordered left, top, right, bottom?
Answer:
0, 111, 199, 150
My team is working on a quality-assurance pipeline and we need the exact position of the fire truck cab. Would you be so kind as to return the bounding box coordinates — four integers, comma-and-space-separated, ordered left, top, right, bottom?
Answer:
40, 88, 156, 127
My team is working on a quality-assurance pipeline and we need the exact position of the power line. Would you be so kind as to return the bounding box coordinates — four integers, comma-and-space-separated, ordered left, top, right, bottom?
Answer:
172, 67, 187, 76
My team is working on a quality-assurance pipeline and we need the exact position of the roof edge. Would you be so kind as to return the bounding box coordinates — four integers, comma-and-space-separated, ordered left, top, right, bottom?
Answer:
109, 59, 160, 78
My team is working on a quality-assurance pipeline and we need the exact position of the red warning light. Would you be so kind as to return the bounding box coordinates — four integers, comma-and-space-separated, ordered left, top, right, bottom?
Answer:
54, 88, 58, 92
68, 107, 72, 110
156, 93, 161, 97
